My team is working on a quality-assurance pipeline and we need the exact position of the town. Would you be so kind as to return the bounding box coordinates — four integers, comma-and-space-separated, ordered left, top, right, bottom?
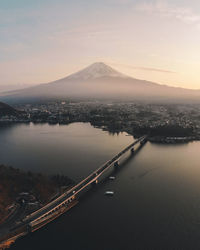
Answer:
1, 101, 200, 143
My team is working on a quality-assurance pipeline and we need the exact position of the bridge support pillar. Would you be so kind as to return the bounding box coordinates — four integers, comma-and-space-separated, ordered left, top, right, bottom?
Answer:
114, 161, 119, 168
131, 147, 135, 154
91, 179, 98, 186
140, 139, 147, 146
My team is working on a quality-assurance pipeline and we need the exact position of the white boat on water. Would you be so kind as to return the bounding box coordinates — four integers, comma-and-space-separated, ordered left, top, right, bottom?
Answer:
109, 176, 115, 180
104, 191, 114, 196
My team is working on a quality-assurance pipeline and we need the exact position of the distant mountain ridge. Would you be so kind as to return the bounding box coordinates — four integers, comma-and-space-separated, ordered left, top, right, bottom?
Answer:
1, 62, 200, 103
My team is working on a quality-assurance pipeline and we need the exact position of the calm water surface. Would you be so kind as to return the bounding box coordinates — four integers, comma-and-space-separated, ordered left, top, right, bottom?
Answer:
1, 123, 200, 250
0, 122, 133, 181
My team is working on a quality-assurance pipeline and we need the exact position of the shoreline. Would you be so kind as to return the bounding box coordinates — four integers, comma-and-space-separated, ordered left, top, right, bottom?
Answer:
1, 120, 200, 144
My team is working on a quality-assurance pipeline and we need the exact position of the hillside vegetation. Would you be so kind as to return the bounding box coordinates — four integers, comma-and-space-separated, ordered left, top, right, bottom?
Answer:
0, 102, 18, 116
0, 165, 73, 223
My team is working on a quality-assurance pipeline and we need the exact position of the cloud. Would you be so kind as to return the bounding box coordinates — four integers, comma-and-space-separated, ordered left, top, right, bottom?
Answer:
134, 66, 176, 74
111, 62, 176, 74
136, 1, 200, 26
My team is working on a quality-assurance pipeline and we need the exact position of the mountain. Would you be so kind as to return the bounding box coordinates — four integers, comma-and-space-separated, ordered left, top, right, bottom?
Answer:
0, 84, 33, 93
1, 62, 200, 103
67, 62, 126, 80
0, 101, 19, 116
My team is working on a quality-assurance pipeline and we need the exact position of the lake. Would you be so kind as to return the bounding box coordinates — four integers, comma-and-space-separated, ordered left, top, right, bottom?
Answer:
1, 122, 200, 250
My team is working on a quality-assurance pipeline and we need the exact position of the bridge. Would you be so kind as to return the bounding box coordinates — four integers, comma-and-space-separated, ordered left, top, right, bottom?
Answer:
23, 135, 147, 230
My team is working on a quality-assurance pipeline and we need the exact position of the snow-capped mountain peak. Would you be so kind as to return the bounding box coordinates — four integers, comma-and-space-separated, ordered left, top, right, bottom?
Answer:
67, 62, 127, 80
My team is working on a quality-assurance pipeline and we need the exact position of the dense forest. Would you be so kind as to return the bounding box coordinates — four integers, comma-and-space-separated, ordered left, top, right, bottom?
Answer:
133, 125, 194, 137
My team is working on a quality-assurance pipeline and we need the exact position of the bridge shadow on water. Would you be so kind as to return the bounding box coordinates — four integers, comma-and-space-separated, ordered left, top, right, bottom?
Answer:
78, 143, 145, 202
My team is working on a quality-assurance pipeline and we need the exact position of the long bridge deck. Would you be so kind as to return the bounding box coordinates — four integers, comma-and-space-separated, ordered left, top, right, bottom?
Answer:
23, 135, 147, 229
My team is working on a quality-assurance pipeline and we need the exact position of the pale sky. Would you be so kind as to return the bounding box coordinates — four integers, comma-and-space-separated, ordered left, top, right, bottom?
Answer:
1, 0, 200, 89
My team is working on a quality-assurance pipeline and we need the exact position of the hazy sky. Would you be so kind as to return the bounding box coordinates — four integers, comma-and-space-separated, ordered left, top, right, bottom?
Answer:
1, 0, 200, 89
